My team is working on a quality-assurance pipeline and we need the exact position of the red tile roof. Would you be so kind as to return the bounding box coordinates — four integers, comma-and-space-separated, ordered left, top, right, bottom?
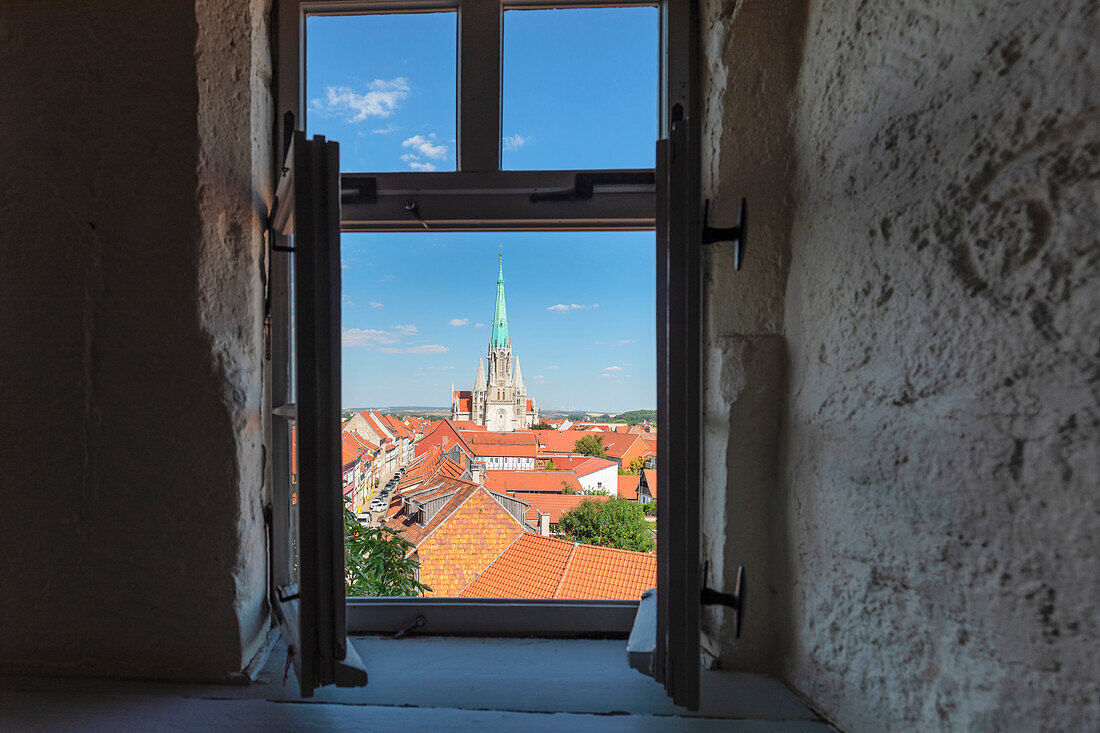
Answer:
511, 492, 610, 523
453, 390, 472, 413
541, 455, 616, 477
485, 470, 582, 494
342, 434, 366, 467
462, 431, 539, 458
460, 533, 656, 600
416, 420, 477, 461
642, 469, 657, 498
526, 399, 534, 411
449, 420, 486, 431
382, 413, 413, 440
385, 481, 530, 597
617, 474, 639, 500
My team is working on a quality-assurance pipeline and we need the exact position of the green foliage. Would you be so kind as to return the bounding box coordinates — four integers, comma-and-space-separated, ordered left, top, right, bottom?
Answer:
572, 434, 608, 459
543, 459, 558, 470
582, 488, 608, 495
557, 497, 655, 553
561, 481, 578, 495
627, 456, 648, 475
532, 421, 553, 430
644, 499, 657, 517
344, 504, 432, 597
614, 409, 656, 425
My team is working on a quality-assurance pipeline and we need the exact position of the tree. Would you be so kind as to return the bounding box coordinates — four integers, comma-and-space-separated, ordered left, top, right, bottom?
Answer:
532, 421, 553, 430
643, 499, 657, 517
573, 434, 608, 459
558, 497, 655, 553
618, 455, 647, 475
561, 480, 578, 495
543, 459, 558, 470
344, 504, 432, 597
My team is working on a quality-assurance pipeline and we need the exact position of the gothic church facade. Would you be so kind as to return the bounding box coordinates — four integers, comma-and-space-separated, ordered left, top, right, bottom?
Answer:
452, 257, 539, 431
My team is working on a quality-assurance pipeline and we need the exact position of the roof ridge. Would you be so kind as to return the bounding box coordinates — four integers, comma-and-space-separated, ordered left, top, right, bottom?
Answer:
572, 541, 657, 559
552, 542, 580, 599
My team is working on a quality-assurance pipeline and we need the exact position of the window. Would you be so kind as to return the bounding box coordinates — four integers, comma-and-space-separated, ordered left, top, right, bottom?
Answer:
272, 0, 704, 708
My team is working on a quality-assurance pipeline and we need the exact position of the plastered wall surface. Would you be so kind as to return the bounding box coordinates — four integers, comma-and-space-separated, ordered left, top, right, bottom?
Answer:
0, 2, 272, 680
704, 0, 1098, 729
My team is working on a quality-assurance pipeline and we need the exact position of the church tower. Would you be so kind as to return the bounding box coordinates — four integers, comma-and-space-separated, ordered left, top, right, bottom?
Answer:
453, 255, 539, 431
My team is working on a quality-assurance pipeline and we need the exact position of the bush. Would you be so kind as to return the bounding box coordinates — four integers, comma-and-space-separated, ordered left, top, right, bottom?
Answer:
344, 504, 432, 597
558, 497, 655, 553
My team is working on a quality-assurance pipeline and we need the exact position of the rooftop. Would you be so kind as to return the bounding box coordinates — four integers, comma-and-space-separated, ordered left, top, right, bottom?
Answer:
460, 533, 656, 600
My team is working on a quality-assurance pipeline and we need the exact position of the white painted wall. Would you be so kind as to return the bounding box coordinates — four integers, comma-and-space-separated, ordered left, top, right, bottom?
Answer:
576, 464, 618, 496
482, 455, 536, 471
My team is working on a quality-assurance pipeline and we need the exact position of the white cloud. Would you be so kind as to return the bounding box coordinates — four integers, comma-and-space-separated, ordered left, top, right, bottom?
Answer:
309, 78, 410, 122
547, 303, 595, 312
546, 365, 559, 370
342, 328, 400, 347
474, 323, 486, 328
600, 373, 619, 379
425, 365, 455, 371
618, 339, 634, 344
341, 260, 349, 269
402, 134, 449, 160
449, 317, 469, 326
407, 161, 437, 171
503, 134, 527, 151
603, 366, 623, 372
531, 375, 547, 383
369, 301, 384, 308
341, 294, 354, 306
379, 344, 449, 354
380, 275, 394, 283
373, 123, 398, 134
393, 324, 418, 335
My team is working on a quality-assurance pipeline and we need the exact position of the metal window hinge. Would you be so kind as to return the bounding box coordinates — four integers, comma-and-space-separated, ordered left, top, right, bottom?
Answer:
701, 564, 746, 639
701, 197, 748, 270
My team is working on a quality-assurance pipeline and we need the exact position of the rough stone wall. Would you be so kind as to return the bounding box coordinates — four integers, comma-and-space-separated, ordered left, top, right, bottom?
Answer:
700, 0, 807, 673
0, 1, 272, 680
703, 0, 1098, 729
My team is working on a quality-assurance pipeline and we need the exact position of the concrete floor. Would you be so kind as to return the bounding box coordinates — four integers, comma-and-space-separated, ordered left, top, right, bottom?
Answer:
0, 636, 833, 731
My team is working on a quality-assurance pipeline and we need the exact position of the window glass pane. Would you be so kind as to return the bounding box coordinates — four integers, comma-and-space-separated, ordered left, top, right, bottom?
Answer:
502, 7, 658, 170
341, 232, 657, 599
306, 13, 457, 172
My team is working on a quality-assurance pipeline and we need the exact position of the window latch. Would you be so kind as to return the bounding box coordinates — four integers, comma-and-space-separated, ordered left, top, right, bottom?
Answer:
701, 197, 747, 271
529, 171, 656, 203
700, 564, 745, 638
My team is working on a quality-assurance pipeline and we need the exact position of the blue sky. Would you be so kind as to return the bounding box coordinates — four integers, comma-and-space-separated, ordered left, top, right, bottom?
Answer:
305, 9, 657, 412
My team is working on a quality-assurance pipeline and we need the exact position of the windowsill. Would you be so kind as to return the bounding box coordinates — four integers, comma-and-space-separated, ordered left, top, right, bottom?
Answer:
0, 637, 828, 729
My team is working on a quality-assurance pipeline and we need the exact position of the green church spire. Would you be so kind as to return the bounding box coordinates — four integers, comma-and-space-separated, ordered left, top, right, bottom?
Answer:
490, 254, 509, 348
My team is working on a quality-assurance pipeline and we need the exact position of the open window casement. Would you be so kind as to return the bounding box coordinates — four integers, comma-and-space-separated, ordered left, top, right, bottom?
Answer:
271, 0, 708, 708
627, 0, 704, 710
269, 130, 368, 696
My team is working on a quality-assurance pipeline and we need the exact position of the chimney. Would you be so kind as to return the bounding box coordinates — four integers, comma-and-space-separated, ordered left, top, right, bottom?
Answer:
539, 511, 550, 537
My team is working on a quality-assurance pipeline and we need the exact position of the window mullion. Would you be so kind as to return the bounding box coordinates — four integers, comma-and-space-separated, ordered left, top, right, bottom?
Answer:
457, 0, 501, 171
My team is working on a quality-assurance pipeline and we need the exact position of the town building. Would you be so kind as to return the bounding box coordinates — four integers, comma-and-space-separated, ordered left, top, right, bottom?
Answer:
460, 430, 539, 471
451, 257, 539, 431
